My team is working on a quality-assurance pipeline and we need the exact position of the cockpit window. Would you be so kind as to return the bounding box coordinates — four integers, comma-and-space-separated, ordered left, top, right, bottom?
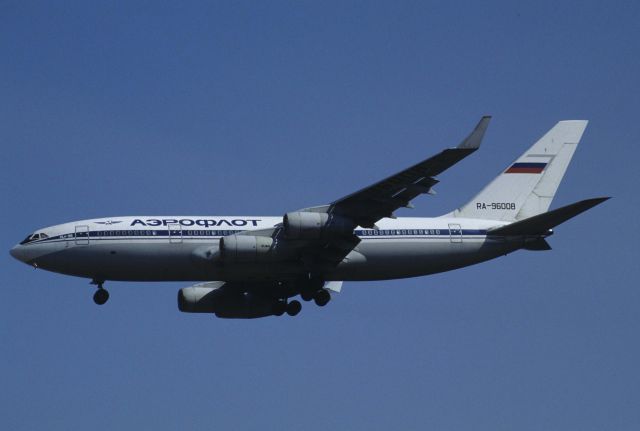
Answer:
19, 232, 48, 244
20, 234, 34, 244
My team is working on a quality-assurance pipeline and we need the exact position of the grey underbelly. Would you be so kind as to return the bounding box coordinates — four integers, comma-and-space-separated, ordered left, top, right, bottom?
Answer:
34, 238, 515, 282
328, 238, 515, 280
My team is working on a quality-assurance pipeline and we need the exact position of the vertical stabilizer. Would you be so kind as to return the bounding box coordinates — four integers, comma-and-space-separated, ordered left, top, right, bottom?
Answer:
451, 120, 588, 221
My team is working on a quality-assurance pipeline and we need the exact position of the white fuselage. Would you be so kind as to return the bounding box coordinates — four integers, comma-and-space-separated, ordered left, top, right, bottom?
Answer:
10, 215, 517, 283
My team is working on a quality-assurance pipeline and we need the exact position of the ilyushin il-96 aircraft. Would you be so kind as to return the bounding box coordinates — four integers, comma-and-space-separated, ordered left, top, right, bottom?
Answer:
10, 117, 608, 318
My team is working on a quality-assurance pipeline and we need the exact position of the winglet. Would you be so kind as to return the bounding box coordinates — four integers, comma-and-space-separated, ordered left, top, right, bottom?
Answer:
457, 115, 492, 149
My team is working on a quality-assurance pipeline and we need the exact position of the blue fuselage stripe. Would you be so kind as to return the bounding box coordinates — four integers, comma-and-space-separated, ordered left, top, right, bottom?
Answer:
27, 228, 489, 245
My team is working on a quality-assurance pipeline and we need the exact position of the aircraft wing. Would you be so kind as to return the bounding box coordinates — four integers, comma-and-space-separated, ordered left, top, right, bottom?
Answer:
328, 116, 491, 228
227, 117, 491, 272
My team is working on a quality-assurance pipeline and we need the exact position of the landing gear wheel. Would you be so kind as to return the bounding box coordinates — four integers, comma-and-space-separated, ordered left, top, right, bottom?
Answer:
286, 300, 302, 316
93, 288, 109, 305
314, 289, 331, 307
273, 301, 287, 316
300, 290, 314, 302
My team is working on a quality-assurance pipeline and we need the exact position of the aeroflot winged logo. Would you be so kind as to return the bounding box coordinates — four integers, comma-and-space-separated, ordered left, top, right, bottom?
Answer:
130, 218, 262, 227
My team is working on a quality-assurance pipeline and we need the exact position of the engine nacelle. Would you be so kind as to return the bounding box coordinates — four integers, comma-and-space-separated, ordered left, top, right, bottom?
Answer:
283, 211, 352, 239
178, 285, 276, 318
178, 285, 224, 313
219, 235, 273, 262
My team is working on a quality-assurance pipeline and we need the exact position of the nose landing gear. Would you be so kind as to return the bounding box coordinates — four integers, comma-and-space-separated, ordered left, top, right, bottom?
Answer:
91, 280, 109, 305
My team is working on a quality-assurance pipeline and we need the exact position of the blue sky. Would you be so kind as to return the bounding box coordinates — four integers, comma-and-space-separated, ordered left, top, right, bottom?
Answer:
1, 1, 638, 429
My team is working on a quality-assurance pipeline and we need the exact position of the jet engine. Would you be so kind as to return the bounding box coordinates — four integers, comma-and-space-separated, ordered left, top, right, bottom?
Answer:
178, 285, 276, 318
283, 211, 352, 239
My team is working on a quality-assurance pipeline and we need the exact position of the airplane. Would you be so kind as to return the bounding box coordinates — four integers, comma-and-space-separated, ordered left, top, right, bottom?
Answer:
10, 117, 609, 318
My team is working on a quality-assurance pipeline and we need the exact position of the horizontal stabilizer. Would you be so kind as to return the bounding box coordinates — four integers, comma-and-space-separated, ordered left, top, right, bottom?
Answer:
488, 197, 610, 236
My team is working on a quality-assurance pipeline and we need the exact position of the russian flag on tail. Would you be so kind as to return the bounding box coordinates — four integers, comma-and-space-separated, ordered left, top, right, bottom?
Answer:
505, 162, 547, 174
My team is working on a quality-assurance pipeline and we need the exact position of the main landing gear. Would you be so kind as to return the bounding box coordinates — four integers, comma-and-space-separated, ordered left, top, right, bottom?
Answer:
300, 288, 331, 307
313, 289, 330, 307
275, 288, 329, 317
286, 300, 302, 316
299, 276, 332, 308
273, 299, 302, 317
91, 280, 109, 305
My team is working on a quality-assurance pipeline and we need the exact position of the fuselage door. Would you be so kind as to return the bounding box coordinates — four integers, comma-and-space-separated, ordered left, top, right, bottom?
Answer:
448, 223, 462, 243
168, 223, 182, 244
75, 225, 90, 245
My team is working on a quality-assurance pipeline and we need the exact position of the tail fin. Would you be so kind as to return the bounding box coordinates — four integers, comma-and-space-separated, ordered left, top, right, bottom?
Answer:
451, 120, 588, 221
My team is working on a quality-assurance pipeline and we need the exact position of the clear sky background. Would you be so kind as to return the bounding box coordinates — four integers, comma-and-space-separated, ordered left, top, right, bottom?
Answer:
1, 1, 638, 430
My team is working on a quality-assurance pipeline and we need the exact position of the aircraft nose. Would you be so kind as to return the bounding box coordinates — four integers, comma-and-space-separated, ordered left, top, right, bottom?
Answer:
10, 244, 27, 263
